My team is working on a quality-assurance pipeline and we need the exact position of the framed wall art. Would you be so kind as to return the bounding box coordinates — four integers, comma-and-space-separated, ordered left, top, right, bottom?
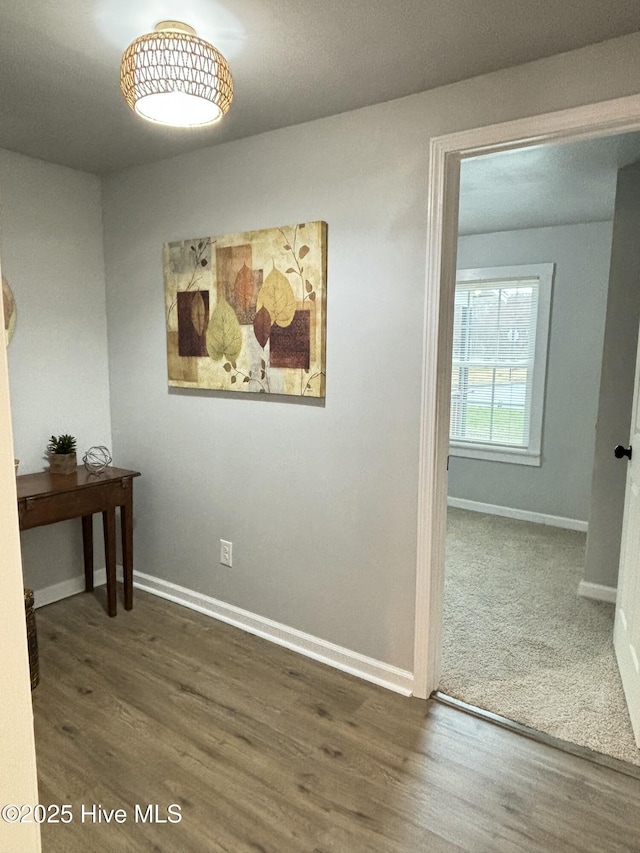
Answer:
164, 221, 327, 398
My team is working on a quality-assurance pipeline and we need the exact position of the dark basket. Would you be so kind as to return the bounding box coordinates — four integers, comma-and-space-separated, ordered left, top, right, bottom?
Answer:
24, 588, 39, 690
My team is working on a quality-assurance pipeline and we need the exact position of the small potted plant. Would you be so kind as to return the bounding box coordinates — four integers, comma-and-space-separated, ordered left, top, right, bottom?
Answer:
47, 434, 77, 475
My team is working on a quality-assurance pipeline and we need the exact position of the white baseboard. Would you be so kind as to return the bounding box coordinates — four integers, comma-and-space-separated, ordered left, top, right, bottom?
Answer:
133, 571, 414, 696
34, 569, 106, 608
447, 497, 588, 532
35, 567, 414, 696
34, 566, 122, 608
577, 580, 617, 603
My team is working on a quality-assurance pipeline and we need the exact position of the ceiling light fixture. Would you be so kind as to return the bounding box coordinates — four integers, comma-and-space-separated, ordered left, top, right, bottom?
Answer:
120, 20, 233, 128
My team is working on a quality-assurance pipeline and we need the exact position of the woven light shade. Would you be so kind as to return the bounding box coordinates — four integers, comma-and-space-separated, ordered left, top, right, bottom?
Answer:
120, 21, 233, 127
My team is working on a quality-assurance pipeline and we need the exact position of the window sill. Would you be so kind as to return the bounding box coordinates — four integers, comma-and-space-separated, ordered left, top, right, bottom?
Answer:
449, 442, 541, 467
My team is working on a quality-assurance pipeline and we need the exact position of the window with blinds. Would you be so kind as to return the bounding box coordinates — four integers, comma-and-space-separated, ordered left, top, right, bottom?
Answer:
450, 264, 553, 465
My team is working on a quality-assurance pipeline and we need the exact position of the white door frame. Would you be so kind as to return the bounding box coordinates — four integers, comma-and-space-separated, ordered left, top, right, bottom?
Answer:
413, 92, 640, 699
0, 268, 41, 849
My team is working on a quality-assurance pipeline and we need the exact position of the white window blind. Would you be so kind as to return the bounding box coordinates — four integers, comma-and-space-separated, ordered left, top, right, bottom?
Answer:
450, 264, 553, 465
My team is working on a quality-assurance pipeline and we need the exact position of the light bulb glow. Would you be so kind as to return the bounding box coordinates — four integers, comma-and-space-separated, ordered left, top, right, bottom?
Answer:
135, 91, 223, 126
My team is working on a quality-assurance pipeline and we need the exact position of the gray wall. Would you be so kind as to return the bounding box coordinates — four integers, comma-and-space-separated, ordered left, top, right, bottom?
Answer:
450, 222, 612, 522
0, 149, 112, 592
584, 163, 640, 588
101, 34, 640, 672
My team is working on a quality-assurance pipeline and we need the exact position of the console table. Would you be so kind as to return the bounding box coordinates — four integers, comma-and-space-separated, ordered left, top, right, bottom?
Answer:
17, 466, 141, 617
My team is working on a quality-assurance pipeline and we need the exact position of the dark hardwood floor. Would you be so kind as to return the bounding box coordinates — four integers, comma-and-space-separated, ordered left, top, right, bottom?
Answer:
32, 588, 640, 852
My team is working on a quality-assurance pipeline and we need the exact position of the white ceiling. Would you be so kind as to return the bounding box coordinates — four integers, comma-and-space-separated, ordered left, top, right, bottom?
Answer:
458, 132, 640, 235
1, 0, 640, 174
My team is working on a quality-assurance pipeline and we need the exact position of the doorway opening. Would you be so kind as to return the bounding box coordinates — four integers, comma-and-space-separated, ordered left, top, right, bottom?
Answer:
438, 135, 640, 764
413, 94, 640, 755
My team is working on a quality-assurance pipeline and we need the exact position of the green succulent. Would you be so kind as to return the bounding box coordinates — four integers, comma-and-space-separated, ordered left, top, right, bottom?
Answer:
47, 434, 77, 455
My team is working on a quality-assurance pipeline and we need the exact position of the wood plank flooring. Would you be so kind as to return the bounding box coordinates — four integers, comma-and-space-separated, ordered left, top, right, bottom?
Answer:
32, 588, 640, 852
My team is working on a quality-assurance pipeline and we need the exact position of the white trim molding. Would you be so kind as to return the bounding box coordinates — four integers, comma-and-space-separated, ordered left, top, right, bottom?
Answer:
34, 567, 414, 695
34, 568, 111, 608
449, 442, 541, 466
577, 580, 617, 603
134, 572, 414, 696
447, 497, 588, 532
415, 92, 640, 700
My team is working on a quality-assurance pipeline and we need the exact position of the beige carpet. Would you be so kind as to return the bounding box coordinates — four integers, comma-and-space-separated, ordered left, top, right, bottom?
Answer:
440, 507, 640, 767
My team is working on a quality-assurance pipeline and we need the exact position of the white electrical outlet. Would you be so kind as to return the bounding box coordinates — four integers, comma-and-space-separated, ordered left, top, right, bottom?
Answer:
220, 539, 233, 567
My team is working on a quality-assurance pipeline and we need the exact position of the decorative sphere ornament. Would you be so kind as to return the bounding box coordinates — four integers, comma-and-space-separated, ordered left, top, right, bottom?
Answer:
83, 445, 112, 474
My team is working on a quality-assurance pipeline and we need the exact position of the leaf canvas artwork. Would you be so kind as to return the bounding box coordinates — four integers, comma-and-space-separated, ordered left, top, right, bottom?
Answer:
164, 221, 327, 397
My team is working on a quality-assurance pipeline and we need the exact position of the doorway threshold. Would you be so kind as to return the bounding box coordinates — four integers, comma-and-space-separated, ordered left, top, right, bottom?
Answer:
432, 691, 640, 781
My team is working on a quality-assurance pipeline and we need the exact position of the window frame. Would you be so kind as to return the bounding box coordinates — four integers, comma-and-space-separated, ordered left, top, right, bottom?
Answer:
449, 262, 554, 466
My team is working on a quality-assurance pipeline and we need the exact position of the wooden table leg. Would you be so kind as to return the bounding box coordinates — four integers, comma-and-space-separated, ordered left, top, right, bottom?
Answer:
81, 514, 94, 592
121, 491, 134, 611
102, 508, 117, 617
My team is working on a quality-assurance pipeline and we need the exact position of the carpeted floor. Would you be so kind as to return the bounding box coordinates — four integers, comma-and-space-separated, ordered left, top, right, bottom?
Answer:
440, 507, 640, 766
